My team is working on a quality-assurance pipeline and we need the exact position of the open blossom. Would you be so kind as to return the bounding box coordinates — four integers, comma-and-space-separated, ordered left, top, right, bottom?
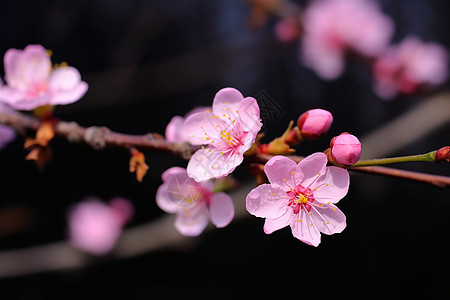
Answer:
246, 153, 349, 246
302, 0, 393, 79
373, 37, 449, 99
0, 44, 88, 110
156, 167, 234, 236
184, 87, 262, 182
68, 197, 133, 255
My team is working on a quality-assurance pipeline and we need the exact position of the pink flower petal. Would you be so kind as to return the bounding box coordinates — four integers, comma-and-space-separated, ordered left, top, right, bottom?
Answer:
209, 192, 234, 228
236, 97, 262, 132
50, 82, 88, 106
0, 87, 28, 105
175, 204, 209, 236
0, 86, 50, 110
156, 183, 180, 214
298, 152, 327, 187
263, 210, 292, 234
161, 166, 187, 182
4, 45, 51, 90
166, 171, 204, 208
183, 108, 226, 145
264, 155, 298, 186
302, 45, 344, 80
158, 167, 196, 213
68, 199, 122, 255
48, 67, 88, 105
310, 203, 346, 235
212, 87, 244, 118
246, 184, 289, 219
290, 210, 321, 247
0, 124, 16, 149
165, 116, 186, 143
49, 67, 81, 90
314, 166, 349, 203
187, 148, 243, 182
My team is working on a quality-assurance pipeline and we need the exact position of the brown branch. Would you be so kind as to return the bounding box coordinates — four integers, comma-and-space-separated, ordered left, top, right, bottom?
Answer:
346, 165, 450, 188
0, 110, 196, 160
0, 110, 449, 188
245, 153, 450, 189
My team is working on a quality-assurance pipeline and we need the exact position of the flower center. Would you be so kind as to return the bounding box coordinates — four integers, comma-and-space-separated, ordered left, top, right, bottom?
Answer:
287, 185, 314, 214
26, 82, 48, 99
220, 129, 241, 147
295, 194, 308, 204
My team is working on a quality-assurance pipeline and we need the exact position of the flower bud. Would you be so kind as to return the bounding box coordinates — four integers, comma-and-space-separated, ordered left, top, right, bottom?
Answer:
297, 109, 333, 140
330, 133, 362, 165
285, 127, 302, 146
435, 146, 450, 163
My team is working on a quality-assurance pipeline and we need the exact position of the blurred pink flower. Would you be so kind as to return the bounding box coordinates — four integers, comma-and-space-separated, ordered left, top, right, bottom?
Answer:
68, 197, 133, 255
302, 0, 393, 79
330, 132, 362, 165
165, 107, 209, 143
0, 45, 88, 110
246, 153, 349, 246
184, 87, 262, 182
297, 108, 333, 140
0, 103, 16, 149
275, 18, 301, 43
373, 37, 449, 99
156, 167, 234, 237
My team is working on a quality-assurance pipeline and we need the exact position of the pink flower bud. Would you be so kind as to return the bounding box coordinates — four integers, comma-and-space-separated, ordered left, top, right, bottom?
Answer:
297, 109, 333, 140
435, 146, 450, 163
330, 133, 362, 165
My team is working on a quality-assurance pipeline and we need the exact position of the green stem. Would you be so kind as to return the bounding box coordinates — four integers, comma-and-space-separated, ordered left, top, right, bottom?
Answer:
351, 150, 437, 167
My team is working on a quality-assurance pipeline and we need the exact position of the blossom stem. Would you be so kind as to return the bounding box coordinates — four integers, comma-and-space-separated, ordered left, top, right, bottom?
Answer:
1, 109, 449, 188
350, 151, 437, 167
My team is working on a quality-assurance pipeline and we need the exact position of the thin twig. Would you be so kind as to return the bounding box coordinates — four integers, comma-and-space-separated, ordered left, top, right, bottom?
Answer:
246, 153, 450, 189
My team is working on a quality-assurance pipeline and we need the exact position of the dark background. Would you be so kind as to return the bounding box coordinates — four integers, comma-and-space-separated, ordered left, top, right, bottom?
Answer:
0, 0, 449, 298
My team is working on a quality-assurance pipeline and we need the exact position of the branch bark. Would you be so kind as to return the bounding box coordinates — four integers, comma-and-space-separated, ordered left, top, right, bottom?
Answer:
0, 109, 449, 188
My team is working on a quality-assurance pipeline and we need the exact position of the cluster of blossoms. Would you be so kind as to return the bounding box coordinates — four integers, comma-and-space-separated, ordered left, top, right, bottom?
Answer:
274, 0, 448, 99
0, 45, 364, 248
158, 88, 362, 246
301, 0, 393, 80
373, 37, 449, 99
0, 43, 363, 249
157, 88, 262, 235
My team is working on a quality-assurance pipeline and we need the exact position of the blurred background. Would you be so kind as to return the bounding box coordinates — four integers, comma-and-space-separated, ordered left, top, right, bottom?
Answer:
0, 0, 449, 298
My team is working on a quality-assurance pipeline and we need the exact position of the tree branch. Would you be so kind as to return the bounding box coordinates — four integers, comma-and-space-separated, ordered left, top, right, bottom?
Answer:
0, 109, 448, 188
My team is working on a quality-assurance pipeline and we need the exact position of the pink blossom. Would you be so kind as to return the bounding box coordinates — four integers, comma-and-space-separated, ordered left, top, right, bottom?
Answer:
68, 197, 133, 255
330, 133, 362, 165
373, 37, 449, 99
297, 108, 333, 140
0, 45, 88, 110
156, 167, 234, 236
246, 153, 349, 246
302, 0, 393, 79
165, 107, 209, 143
184, 87, 262, 182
